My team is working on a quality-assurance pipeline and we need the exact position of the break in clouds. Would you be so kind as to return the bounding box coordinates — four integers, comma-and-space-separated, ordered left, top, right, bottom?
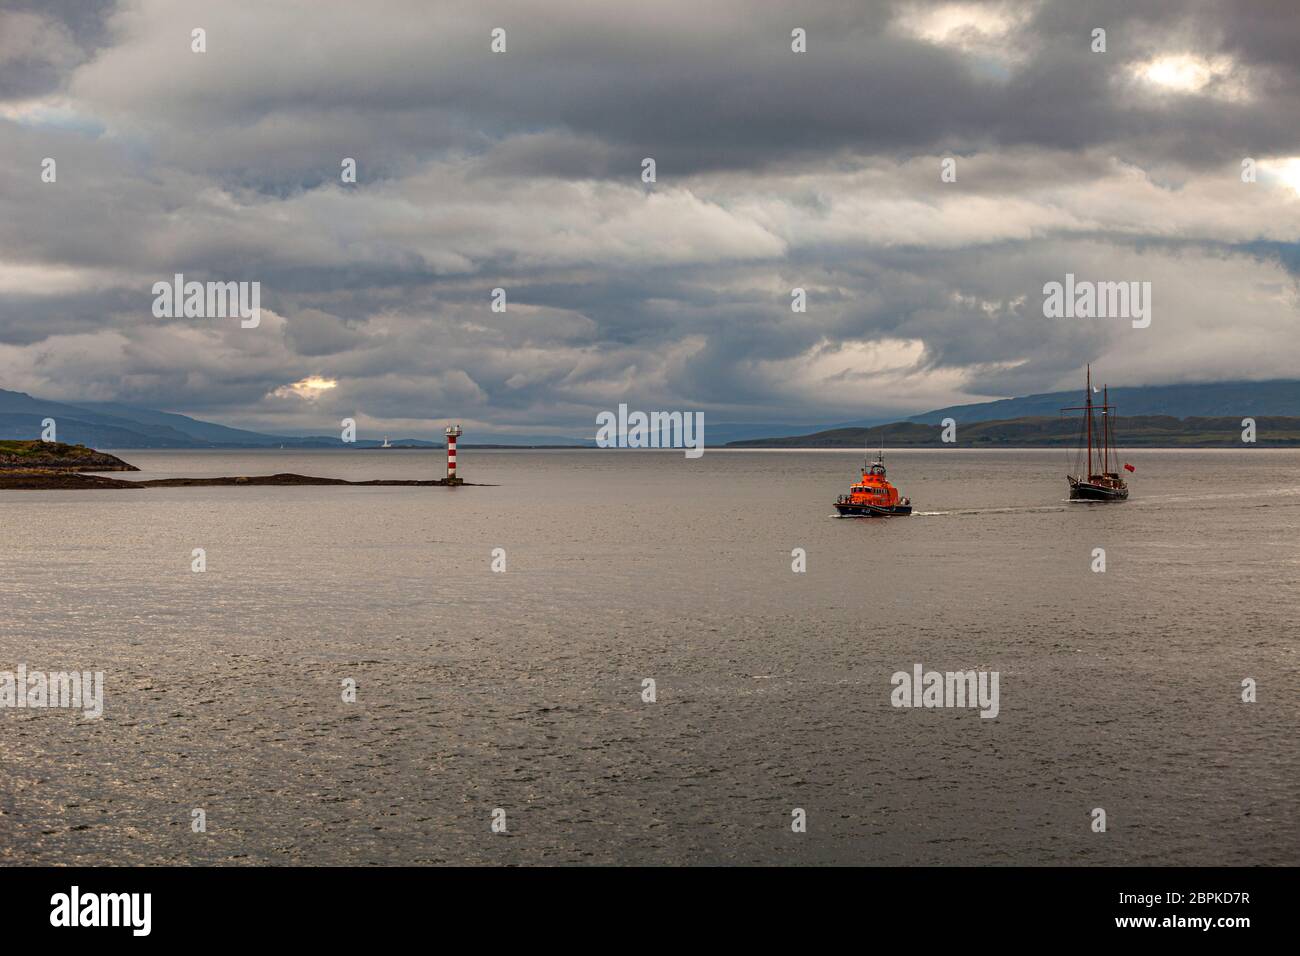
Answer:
1, 0, 1298, 438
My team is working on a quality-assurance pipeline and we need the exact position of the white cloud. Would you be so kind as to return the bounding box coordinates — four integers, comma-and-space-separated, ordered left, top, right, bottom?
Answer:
1128, 53, 1251, 102
891, 1, 1039, 71
270, 375, 339, 400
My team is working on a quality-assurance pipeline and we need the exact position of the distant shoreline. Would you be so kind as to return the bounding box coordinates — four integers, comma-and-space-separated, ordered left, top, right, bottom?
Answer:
720, 441, 1299, 449
90, 442, 1300, 451
0, 471, 486, 490
0, 470, 485, 490
0, 441, 485, 490
724, 414, 1300, 449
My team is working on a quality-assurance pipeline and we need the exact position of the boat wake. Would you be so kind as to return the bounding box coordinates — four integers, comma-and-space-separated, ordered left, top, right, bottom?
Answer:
914, 505, 1068, 517
835, 505, 1067, 518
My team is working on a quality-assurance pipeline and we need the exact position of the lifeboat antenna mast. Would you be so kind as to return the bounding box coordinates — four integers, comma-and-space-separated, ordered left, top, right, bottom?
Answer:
869, 425, 886, 473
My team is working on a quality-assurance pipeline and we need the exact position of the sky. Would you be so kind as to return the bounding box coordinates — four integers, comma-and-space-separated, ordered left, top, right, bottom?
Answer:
1, 0, 1298, 439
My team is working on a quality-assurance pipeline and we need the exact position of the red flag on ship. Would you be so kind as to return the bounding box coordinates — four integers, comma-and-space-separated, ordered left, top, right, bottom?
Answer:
1124, 462, 1135, 472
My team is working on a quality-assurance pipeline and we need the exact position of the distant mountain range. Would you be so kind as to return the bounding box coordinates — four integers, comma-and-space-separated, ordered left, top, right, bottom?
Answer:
5, 379, 1300, 449
727, 415, 1300, 448
716, 380, 1300, 444
0, 386, 600, 448
0, 388, 434, 448
906, 379, 1300, 424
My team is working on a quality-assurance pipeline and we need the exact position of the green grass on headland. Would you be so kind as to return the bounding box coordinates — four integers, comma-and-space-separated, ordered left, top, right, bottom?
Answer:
1, 440, 102, 459
0, 440, 139, 471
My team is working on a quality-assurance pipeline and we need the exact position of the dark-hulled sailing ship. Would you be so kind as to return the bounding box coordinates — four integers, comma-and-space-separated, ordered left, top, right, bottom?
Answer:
1063, 365, 1132, 501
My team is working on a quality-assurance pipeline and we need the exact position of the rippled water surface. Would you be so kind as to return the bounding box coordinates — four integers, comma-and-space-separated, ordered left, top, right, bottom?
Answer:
1, 448, 1297, 865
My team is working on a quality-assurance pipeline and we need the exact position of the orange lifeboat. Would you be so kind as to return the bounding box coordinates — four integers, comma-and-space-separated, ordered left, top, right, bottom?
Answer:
833, 453, 912, 517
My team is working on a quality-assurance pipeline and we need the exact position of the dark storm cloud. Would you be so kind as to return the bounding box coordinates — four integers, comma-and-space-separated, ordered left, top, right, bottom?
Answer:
0, 0, 116, 100
56, 0, 1300, 179
0, 0, 1297, 435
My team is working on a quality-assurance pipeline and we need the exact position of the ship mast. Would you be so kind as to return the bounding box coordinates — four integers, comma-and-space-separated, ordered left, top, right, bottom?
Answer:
1107, 384, 1115, 474
1085, 364, 1093, 478
1062, 365, 1116, 481
1101, 384, 1109, 475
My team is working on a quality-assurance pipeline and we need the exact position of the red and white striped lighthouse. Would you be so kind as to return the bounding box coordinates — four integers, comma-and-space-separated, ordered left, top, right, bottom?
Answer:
444, 424, 463, 483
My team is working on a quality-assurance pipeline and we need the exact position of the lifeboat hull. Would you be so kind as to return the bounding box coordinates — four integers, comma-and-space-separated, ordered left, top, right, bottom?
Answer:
834, 502, 913, 517
1068, 477, 1128, 501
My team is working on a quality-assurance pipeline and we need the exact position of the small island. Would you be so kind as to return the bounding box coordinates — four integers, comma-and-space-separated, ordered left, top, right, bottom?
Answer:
0, 441, 478, 490
1, 439, 140, 471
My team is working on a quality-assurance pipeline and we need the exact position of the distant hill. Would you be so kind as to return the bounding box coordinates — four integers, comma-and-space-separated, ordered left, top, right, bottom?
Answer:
690, 381, 1300, 445
0, 387, 445, 448
908, 380, 1300, 425
8, 378, 1300, 449
75, 401, 293, 445
727, 415, 1300, 448
0, 389, 200, 446
0, 387, 606, 447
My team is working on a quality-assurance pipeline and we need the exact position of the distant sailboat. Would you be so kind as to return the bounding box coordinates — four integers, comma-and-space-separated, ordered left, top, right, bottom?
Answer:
381, 436, 391, 448
1063, 365, 1130, 501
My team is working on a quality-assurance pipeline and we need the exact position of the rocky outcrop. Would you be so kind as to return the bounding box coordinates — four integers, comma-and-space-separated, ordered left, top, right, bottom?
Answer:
0, 442, 483, 489
0, 470, 146, 489
0, 470, 480, 490
0, 440, 140, 471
